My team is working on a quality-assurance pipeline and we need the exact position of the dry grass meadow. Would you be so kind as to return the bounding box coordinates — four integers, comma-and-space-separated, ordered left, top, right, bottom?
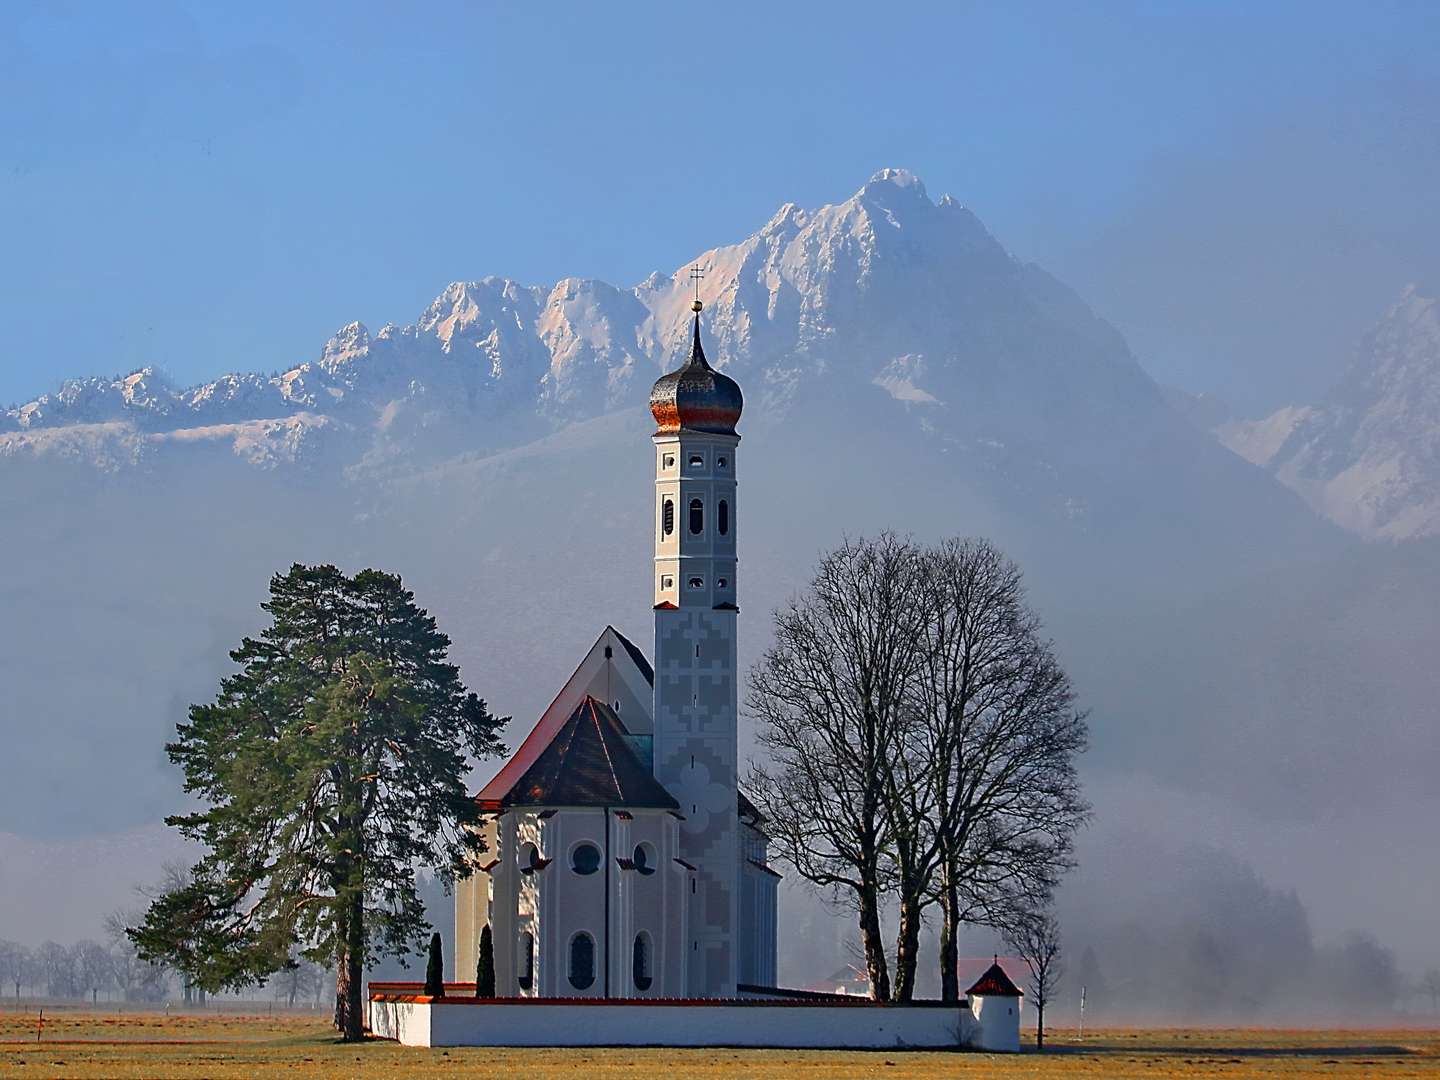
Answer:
1, 1008, 1438, 1079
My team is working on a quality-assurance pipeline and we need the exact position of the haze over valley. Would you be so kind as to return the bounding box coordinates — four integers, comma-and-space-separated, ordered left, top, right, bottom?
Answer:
3, 165, 1437, 1017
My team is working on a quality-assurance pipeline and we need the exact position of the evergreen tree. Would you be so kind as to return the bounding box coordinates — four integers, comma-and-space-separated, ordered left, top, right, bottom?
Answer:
129, 564, 506, 1040
476, 924, 495, 998
424, 932, 445, 998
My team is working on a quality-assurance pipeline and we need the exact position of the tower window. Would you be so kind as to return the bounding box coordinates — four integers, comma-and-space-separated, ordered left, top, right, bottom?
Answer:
718, 499, 729, 536
717, 455, 728, 469
571, 842, 601, 875
717, 578, 728, 589
633, 932, 653, 991
568, 932, 595, 991
689, 453, 704, 468
663, 453, 675, 469
689, 498, 703, 535
660, 575, 674, 591
662, 498, 674, 537
688, 576, 704, 589
519, 930, 535, 991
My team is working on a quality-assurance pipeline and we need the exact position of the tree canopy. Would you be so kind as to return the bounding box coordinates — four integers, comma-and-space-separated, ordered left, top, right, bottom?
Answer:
748, 535, 1088, 1001
130, 563, 506, 1038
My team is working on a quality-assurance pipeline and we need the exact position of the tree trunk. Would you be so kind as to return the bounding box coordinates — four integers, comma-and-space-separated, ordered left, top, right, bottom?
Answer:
339, 892, 365, 1041
1036, 999, 1045, 1050
857, 879, 891, 1002
891, 886, 924, 1002
938, 859, 960, 1002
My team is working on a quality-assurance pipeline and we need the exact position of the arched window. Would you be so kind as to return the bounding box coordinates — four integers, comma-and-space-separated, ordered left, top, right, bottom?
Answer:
519, 930, 535, 991
633, 843, 656, 876
689, 498, 704, 535
571, 842, 601, 876
568, 932, 595, 991
662, 498, 674, 538
519, 842, 541, 874
633, 932, 653, 992
718, 499, 729, 536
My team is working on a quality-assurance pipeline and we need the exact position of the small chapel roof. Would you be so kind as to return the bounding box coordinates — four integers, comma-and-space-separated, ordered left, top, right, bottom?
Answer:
966, 960, 1024, 998
494, 696, 680, 811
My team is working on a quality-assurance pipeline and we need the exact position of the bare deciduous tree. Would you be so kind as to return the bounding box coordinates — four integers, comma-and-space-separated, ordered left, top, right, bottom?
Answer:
1005, 908, 1063, 1050
0, 941, 29, 1000
74, 940, 116, 1004
37, 940, 76, 999
1420, 968, 1440, 1014
915, 539, 1088, 1001
751, 533, 1088, 1003
747, 534, 928, 1001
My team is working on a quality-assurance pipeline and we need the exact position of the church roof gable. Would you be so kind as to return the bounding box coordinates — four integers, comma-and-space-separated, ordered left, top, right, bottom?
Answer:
475, 626, 654, 808
499, 696, 679, 810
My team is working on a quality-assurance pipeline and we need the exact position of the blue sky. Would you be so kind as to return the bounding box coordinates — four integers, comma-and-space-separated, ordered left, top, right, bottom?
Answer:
2, 1, 1436, 411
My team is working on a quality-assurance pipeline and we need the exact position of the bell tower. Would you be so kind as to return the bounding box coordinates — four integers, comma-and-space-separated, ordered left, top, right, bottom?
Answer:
649, 282, 742, 998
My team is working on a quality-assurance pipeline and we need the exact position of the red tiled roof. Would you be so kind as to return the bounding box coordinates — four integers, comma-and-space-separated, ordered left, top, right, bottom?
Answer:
966, 961, 1023, 997
496, 696, 679, 810
476, 628, 652, 809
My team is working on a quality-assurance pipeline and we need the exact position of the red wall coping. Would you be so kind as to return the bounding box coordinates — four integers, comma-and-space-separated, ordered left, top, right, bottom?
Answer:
368, 983, 963, 1009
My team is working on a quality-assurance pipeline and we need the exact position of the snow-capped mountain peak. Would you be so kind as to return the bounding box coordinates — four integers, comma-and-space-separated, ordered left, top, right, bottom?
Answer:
1218, 285, 1440, 539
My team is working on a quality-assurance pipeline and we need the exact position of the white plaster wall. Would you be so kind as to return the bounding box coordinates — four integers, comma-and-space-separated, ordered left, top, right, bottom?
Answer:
369, 998, 431, 1046
381, 1000, 970, 1050
968, 993, 1022, 1053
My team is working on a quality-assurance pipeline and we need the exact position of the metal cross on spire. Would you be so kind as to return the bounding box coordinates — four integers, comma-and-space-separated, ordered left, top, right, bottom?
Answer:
689, 263, 705, 313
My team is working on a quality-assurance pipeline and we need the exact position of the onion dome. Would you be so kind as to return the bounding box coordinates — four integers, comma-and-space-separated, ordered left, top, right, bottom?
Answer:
650, 302, 743, 436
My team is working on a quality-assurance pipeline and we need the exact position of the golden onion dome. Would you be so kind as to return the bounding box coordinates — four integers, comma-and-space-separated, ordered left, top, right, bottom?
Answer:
649, 306, 743, 437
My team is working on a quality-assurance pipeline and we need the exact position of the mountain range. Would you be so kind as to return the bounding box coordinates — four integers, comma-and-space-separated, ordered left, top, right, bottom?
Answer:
3, 170, 1438, 979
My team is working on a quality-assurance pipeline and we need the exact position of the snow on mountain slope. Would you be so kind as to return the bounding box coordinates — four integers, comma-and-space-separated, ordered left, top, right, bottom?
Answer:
1218, 286, 1440, 540
1, 170, 1168, 471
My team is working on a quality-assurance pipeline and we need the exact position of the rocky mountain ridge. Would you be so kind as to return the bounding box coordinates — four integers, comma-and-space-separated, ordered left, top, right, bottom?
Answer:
1, 169, 1163, 481
1218, 286, 1440, 540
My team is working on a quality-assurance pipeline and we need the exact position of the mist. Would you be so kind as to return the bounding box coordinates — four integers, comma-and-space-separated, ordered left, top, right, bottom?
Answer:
3, 389, 1436, 1019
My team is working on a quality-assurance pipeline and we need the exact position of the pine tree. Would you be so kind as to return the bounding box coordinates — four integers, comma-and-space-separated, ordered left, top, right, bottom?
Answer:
129, 564, 506, 1040
424, 932, 445, 998
476, 924, 495, 998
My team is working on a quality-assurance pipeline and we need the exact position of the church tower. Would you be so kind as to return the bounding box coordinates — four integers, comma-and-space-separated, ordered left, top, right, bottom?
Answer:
648, 293, 742, 998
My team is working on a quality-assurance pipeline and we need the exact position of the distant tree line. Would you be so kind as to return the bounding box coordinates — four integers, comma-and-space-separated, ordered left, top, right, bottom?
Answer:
0, 925, 329, 1008
748, 534, 1090, 1004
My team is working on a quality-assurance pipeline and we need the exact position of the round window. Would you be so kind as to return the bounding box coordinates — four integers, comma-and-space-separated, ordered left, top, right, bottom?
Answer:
571, 842, 601, 875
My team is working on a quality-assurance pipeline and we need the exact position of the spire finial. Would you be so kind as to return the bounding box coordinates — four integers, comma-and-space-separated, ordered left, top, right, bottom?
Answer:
689, 263, 705, 313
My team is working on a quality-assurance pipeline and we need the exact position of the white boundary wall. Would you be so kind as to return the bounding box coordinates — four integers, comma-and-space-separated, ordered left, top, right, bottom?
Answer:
370, 996, 1018, 1051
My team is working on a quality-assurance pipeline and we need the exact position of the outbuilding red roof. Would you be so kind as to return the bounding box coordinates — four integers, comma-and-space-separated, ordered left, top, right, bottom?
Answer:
966, 961, 1023, 997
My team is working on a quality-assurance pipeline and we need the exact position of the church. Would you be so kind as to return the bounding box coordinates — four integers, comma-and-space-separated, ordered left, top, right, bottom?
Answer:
375, 298, 1023, 1050
454, 297, 781, 998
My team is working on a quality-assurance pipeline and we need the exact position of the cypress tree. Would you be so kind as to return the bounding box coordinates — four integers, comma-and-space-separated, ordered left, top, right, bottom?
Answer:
476, 924, 495, 997
424, 932, 445, 998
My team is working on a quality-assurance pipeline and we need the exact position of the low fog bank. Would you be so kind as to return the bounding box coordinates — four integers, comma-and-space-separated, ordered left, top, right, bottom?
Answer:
773, 795, 1428, 1024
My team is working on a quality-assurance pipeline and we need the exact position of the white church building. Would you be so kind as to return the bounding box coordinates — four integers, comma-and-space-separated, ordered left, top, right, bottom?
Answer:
454, 302, 777, 1000
371, 301, 1023, 1052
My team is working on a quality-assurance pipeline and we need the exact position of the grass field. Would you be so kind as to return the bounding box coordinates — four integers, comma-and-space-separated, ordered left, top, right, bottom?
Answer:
1, 1009, 1438, 1078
